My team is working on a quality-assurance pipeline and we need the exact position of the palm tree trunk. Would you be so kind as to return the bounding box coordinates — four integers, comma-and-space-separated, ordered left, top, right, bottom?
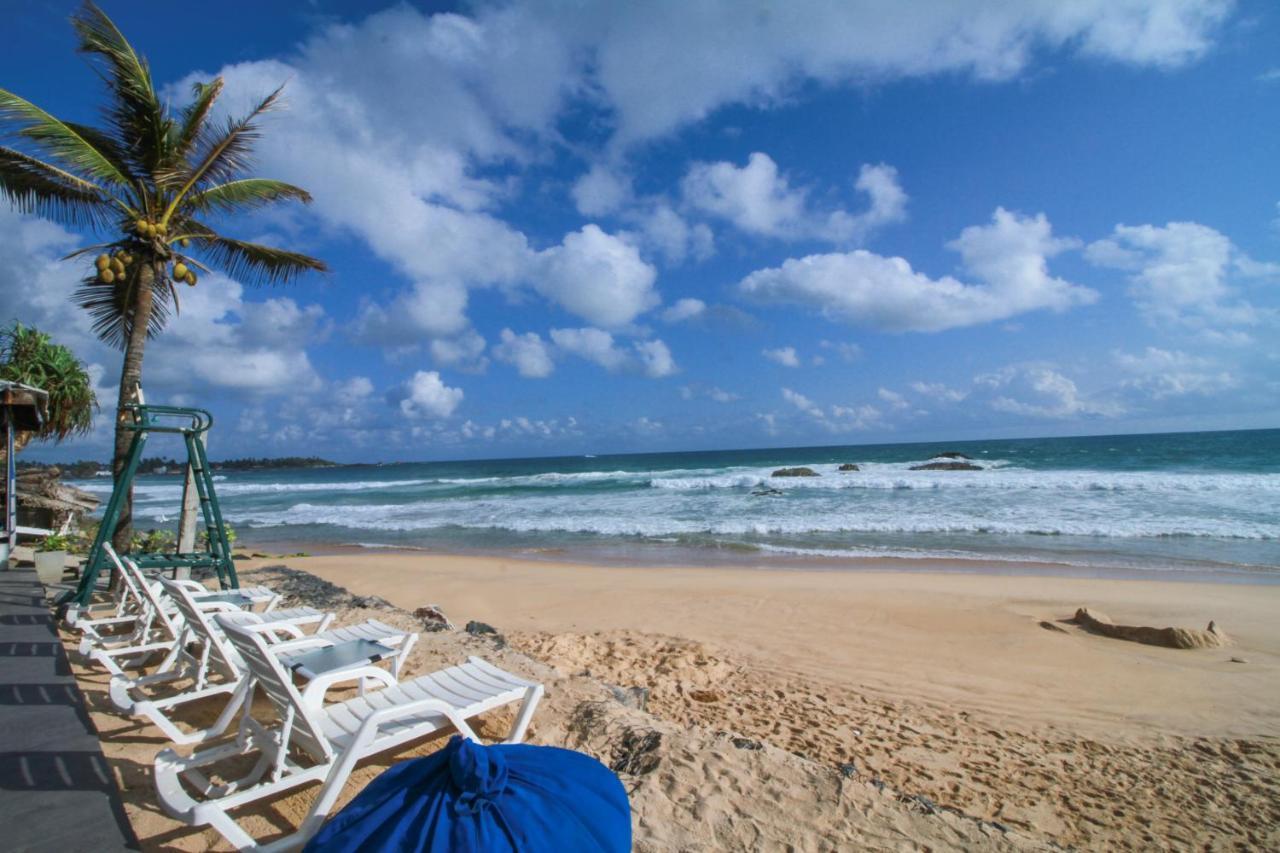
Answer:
110, 260, 157, 556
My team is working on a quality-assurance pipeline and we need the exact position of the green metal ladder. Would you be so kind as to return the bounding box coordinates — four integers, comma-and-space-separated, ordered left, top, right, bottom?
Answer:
67, 404, 237, 606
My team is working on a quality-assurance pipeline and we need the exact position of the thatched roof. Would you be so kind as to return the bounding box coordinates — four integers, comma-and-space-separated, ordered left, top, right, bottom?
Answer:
1, 380, 48, 431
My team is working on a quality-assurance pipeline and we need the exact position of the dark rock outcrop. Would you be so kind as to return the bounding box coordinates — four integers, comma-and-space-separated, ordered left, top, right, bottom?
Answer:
413, 604, 454, 632
837, 463, 860, 472
909, 461, 983, 471
772, 467, 819, 477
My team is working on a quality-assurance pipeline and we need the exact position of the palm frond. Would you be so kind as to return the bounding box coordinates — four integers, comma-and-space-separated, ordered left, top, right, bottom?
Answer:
73, 263, 174, 350
0, 87, 130, 186
71, 2, 169, 174
188, 178, 312, 215
158, 85, 284, 218
193, 230, 328, 286
62, 241, 120, 261
168, 77, 223, 164
0, 146, 119, 228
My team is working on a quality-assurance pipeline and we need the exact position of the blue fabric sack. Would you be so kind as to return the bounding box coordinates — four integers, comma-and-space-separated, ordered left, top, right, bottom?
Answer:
304, 736, 631, 852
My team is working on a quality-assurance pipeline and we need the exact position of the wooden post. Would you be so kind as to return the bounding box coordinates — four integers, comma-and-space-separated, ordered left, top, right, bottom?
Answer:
3, 406, 14, 567
175, 429, 205, 580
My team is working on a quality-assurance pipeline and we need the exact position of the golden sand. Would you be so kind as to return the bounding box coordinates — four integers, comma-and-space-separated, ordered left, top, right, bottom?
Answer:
66, 553, 1280, 850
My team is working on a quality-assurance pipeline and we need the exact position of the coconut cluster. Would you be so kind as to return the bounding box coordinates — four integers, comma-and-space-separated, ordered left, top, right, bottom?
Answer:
93, 251, 131, 284
134, 218, 166, 239
99, 219, 200, 287
173, 260, 197, 287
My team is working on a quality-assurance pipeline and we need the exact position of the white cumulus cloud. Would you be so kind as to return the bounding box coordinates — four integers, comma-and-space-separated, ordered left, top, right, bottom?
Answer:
400, 371, 464, 418
740, 208, 1095, 332
975, 365, 1118, 419
661, 298, 707, 324
550, 327, 678, 377
1113, 347, 1235, 399
683, 153, 906, 242
534, 225, 660, 327
493, 329, 555, 378
763, 346, 802, 367
1086, 221, 1276, 336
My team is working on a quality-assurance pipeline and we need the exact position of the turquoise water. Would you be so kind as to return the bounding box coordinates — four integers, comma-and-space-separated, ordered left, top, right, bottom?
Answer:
79, 429, 1280, 579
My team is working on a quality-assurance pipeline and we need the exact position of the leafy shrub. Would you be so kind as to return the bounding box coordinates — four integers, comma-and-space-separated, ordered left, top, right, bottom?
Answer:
38, 533, 71, 552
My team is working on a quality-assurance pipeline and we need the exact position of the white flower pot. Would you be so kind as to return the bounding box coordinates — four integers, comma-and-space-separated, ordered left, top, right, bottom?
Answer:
34, 550, 68, 585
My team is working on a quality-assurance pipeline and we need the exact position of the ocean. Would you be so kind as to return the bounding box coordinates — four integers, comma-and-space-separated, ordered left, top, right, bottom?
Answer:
77, 428, 1280, 581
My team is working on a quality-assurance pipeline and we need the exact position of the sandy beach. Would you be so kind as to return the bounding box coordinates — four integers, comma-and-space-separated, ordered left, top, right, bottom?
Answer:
63, 551, 1280, 850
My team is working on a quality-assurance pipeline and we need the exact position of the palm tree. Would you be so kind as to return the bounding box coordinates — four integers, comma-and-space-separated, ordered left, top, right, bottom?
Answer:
0, 2, 326, 553
0, 322, 97, 456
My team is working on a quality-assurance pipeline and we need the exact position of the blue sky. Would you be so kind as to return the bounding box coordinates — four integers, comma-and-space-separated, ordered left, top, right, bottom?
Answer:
4, 0, 1279, 462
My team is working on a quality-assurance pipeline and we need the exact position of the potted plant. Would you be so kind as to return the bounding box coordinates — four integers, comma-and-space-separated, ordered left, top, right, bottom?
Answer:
35, 533, 71, 585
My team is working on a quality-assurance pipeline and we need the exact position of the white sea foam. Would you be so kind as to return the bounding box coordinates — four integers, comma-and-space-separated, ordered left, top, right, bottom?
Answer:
209, 494, 1279, 541
96, 453, 1280, 571
648, 464, 1280, 493
79, 477, 441, 499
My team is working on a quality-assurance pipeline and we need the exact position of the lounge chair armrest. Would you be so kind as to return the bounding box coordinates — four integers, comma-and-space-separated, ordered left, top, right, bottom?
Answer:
173, 580, 214, 594
271, 635, 335, 656
195, 601, 243, 614
301, 666, 397, 708
259, 622, 306, 642
349, 697, 479, 752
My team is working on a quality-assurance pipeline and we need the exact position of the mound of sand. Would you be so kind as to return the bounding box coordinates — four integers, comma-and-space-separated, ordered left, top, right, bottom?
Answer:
1070, 607, 1231, 649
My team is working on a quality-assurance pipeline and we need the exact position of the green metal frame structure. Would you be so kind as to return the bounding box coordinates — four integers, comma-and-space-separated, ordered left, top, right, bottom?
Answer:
67, 404, 236, 606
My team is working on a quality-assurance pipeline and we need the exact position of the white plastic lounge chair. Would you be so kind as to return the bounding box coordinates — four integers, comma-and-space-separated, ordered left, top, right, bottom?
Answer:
110, 577, 417, 746
155, 612, 543, 851
82, 547, 328, 680
67, 543, 278, 632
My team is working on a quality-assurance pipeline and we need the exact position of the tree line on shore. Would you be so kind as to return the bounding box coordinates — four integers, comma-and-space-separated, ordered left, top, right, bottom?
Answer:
18, 456, 336, 477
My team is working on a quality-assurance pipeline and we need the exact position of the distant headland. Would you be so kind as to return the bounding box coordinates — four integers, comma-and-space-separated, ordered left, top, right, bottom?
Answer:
18, 456, 337, 477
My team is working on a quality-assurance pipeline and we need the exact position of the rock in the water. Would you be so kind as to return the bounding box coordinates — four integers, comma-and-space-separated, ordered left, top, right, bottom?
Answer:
910, 461, 984, 471
413, 604, 453, 632
465, 620, 498, 636
1069, 607, 1231, 649
772, 467, 819, 477
751, 487, 783, 496
837, 463, 860, 472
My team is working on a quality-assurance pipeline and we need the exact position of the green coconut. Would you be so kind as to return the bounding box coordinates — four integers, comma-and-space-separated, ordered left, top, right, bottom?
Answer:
173, 262, 189, 279
100, 268, 116, 284
186, 271, 197, 287
95, 254, 110, 271
110, 258, 125, 275
180, 238, 190, 248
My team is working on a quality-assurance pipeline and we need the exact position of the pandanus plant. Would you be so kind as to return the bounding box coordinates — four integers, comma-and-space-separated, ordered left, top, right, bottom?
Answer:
0, 322, 97, 459
0, 2, 327, 553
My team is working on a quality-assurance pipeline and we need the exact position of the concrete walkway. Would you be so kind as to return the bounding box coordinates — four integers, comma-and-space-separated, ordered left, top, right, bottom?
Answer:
0, 567, 137, 851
